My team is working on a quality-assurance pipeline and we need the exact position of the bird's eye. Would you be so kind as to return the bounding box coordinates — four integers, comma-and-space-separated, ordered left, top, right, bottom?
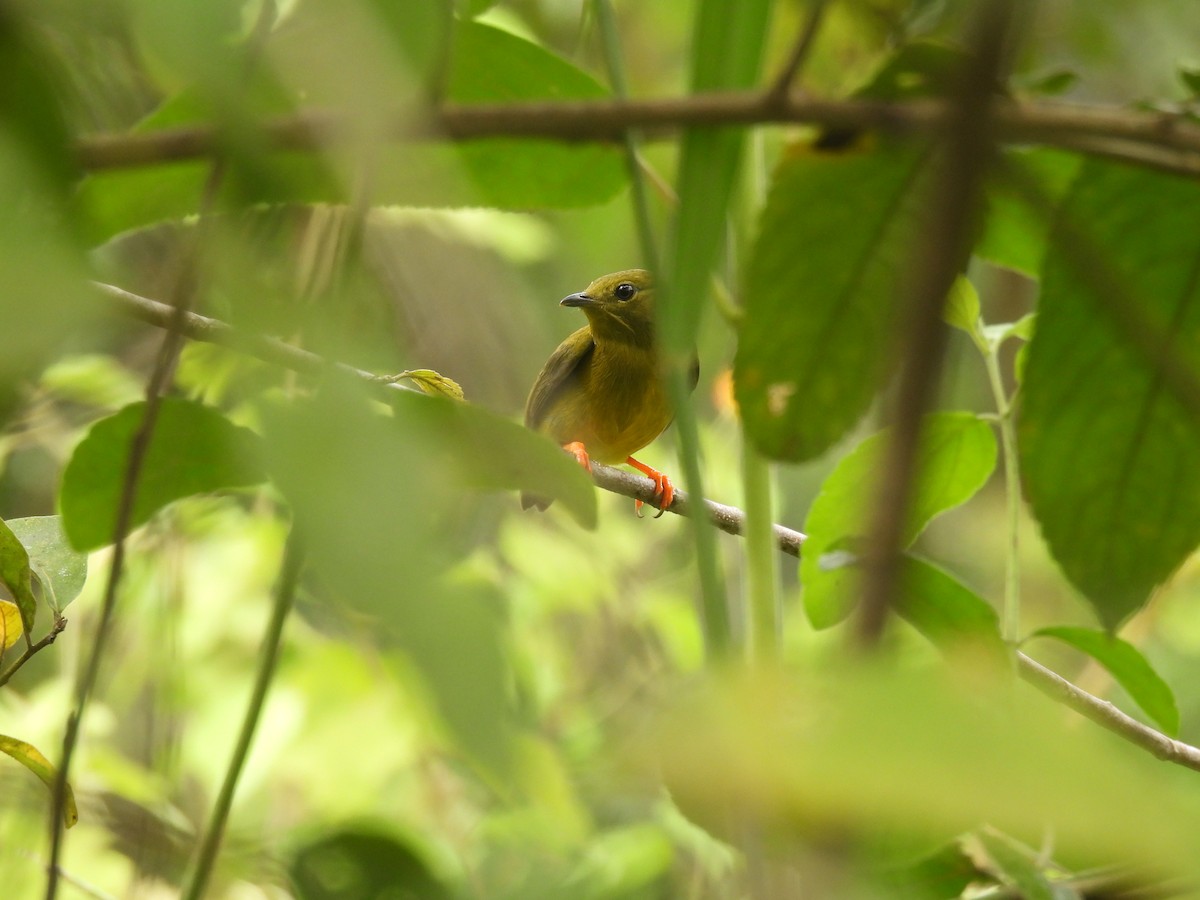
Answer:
614, 282, 637, 301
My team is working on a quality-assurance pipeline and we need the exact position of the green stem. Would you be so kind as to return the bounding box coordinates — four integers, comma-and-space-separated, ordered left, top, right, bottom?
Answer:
741, 439, 777, 659
983, 341, 1021, 643
181, 529, 305, 900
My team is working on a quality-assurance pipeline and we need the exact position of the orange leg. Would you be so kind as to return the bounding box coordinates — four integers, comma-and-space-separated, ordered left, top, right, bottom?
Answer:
626, 456, 674, 518
563, 441, 592, 472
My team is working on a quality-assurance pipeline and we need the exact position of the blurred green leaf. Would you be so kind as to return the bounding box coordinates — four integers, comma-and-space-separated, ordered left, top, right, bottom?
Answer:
636, 668, 1200, 876
971, 831, 1059, 900
1179, 64, 1200, 97
876, 840, 984, 899
802, 412, 997, 628
1019, 159, 1200, 629
736, 139, 930, 460
0, 518, 36, 633
5, 517, 88, 614
1023, 69, 1081, 96
0, 734, 78, 828
565, 823, 674, 899
1031, 626, 1179, 736
895, 555, 1007, 668
981, 312, 1036, 350
290, 824, 451, 900
263, 385, 523, 773
978, 148, 1081, 277
81, 18, 622, 244
60, 397, 268, 551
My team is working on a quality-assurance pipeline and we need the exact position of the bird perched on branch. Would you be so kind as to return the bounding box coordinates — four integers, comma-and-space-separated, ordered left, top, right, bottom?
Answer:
522, 269, 690, 517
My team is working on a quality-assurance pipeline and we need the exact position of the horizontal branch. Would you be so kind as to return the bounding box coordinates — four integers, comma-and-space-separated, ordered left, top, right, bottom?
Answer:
95, 281, 806, 556
75, 92, 1200, 180
1016, 651, 1200, 772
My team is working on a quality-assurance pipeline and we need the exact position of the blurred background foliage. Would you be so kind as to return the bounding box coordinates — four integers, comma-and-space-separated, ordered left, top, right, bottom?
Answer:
2, 0, 1200, 898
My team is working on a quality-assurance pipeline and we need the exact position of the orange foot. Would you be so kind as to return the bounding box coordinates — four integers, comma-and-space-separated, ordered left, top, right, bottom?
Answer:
626, 456, 675, 519
563, 441, 592, 472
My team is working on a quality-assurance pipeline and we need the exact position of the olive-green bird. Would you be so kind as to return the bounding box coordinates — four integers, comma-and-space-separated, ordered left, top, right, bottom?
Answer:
522, 269, 689, 517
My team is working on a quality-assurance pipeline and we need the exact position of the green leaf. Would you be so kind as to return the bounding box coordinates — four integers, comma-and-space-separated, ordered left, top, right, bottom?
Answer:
1019, 159, 1200, 629
943, 276, 983, 342
0, 518, 36, 633
802, 412, 997, 628
0, 734, 78, 828
971, 831, 1058, 900
60, 398, 268, 551
981, 311, 1036, 349
290, 825, 450, 900
1031, 626, 1179, 736
895, 555, 1007, 668
1179, 64, 1200, 97
5, 517, 88, 613
1023, 69, 1080, 96
736, 139, 931, 460
977, 148, 1081, 277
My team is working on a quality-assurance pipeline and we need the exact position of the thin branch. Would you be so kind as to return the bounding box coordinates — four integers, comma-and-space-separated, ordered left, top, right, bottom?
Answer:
766, 0, 829, 102
0, 616, 67, 688
95, 280, 805, 556
73, 93, 1200, 180
1016, 652, 1200, 773
857, 0, 1019, 645
181, 529, 304, 900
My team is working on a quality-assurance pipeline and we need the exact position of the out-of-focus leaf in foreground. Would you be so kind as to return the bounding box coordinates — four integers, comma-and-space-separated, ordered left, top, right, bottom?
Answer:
627, 667, 1200, 876
0, 734, 78, 828
290, 824, 451, 900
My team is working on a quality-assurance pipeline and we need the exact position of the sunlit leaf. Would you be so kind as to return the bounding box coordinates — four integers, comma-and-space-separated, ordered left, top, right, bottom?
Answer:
802, 413, 997, 628
5, 517, 88, 613
895, 555, 1007, 669
1020, 159, 1200, 628
736, 139, 931, 460
0, 599, 21, 650
60, 398, 268, 551
1031, 626, 1179, 736
943, 276, 982, 341
0, 734, 78, 828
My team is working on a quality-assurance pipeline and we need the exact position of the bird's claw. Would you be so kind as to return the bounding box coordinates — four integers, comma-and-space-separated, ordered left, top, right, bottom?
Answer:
627, 457, 674, 518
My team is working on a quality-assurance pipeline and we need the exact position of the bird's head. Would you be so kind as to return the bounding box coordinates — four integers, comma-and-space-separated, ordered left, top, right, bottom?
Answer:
561, 269, 655, 346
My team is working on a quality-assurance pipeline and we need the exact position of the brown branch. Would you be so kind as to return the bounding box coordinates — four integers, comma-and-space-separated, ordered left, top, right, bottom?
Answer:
1016, 652, 1200, 772
0, 616, 67, 688
73, 93, 1200, 179
857, 0, 1018, 645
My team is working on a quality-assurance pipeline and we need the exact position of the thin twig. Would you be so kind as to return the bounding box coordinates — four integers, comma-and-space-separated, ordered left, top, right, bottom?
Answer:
857, 0, 1021, 645
73, 94, 1200, 180
0, 617, 67, 688
766, 0, 829, 102
181, 530, 305, 900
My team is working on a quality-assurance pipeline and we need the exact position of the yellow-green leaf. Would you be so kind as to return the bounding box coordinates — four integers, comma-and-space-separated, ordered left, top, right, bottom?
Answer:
0, 734, 78, 827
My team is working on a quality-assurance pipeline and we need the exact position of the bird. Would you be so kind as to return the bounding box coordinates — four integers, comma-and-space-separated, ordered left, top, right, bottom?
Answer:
522, 269, 689, 517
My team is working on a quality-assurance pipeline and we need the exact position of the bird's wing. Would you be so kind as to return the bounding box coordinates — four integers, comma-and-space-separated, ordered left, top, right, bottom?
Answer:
524, 326, 595, 430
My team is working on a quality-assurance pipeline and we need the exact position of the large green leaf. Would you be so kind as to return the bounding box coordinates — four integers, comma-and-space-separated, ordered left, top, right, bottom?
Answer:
735, 139, 931, 460
1020, 158, 1200, 629
801, 412, 997, 628
5, 517, 88, 614
60, 398, 268, 551
1031, 626, 1179, 736
290, 825, 450, 900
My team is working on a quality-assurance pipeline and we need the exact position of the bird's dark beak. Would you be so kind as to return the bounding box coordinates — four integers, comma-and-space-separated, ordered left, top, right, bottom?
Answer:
560, 291, 595, 308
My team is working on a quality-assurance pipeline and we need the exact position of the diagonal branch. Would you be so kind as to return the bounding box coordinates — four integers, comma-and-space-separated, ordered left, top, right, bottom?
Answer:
94, 278, 1200, 775
74, 93, 1200, 180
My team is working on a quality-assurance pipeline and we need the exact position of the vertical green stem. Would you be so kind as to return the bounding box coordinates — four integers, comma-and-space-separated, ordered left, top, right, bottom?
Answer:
181, 529, 305, 900
983, 345, 1021, 643
741, 439, 777, 659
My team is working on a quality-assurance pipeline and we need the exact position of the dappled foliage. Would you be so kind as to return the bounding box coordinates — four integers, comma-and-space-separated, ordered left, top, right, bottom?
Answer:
3, 1, 1200, 898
